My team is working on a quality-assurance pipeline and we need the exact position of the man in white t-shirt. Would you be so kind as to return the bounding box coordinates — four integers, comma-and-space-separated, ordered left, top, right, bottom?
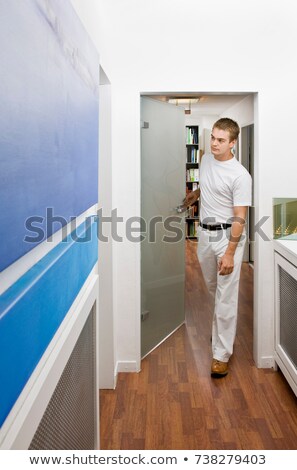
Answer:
184, 118, 252, 378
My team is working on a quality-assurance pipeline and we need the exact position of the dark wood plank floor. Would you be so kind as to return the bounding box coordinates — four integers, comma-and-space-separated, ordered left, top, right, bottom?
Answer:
99, 240, 297, 450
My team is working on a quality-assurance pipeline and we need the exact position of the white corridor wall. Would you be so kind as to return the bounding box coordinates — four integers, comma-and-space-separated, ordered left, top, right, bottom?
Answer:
72, 0, 297, 372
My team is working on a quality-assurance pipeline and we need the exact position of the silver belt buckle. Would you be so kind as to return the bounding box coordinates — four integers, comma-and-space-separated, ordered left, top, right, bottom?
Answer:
207, 224, 216, 232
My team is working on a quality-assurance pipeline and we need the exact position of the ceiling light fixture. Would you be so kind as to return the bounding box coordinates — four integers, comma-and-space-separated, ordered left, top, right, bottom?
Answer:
185, 100, 191, 115
168, 97, 200, 105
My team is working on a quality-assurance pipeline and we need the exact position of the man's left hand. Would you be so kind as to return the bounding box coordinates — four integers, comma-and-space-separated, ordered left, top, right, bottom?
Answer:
218, 254, 234, 276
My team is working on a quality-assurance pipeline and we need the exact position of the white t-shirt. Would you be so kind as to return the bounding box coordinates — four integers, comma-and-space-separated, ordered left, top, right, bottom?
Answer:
199, 153, 252, 224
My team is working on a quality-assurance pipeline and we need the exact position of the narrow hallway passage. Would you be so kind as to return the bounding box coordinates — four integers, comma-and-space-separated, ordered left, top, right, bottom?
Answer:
100, 241, 297, 450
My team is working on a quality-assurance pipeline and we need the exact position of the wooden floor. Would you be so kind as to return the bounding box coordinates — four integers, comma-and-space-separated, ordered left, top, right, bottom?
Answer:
100, 240, 297, 450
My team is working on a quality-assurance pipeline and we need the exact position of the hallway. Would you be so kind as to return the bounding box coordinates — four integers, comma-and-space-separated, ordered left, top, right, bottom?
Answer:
100, 241, 297, 450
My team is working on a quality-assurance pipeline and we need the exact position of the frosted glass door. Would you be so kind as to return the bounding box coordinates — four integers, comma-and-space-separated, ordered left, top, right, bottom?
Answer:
141, 97, 185, 357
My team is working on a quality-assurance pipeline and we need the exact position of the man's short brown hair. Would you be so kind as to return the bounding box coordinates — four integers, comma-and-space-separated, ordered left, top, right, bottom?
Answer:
213, 118, 240, 142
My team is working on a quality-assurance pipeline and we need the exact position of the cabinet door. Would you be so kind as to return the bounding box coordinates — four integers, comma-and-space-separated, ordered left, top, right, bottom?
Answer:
141, 97, 185, 358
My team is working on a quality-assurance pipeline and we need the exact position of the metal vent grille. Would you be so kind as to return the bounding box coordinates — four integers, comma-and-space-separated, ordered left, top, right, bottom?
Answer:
29, 308, 96, 450
279, 266, 297, 369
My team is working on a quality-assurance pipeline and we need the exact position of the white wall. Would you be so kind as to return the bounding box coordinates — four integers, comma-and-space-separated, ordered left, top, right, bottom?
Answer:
72, 0, 297, 371
222, 95, 254, 129
219, 94, 254, 164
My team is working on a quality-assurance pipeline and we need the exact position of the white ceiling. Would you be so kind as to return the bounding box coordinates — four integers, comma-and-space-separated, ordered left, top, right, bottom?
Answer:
144, 93, 250, 116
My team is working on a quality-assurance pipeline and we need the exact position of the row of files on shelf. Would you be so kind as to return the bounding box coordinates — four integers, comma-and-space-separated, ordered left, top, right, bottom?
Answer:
187, 220, 199, 238
188, 147, 199, 163
186, 168, 199, 182
186, 127, 199, 144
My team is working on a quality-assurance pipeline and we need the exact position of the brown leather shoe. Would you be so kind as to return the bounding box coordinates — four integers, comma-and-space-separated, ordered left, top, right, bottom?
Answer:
211, 359, 228, 378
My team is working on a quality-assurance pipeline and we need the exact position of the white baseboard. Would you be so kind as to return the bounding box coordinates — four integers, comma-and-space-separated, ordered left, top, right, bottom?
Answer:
99, 370, 117, 390
258, 356, 277, 369
115, 361, 140, 374
100, 360, 142, 390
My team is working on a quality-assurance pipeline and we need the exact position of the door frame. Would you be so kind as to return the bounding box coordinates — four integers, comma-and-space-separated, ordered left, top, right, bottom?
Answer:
241, 123, 254, 265
98, 67, 116, 389
138, 91, 260, 367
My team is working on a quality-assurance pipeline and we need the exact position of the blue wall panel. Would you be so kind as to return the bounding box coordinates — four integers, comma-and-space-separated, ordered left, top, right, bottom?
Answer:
0, 0, 99, 271
0, 218, 98, 427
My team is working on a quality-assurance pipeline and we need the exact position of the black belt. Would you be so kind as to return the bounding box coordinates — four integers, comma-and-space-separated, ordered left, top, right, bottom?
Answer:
199, 222, 232, 231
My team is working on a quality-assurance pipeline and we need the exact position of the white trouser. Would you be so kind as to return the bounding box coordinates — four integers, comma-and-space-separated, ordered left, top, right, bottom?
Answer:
197, 226, 246, 362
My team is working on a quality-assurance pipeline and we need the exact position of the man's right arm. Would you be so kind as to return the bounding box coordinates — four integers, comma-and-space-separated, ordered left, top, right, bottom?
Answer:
183, 188, 200, 206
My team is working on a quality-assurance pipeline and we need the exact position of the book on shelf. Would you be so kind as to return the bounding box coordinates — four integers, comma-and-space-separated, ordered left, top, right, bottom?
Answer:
187, 207, 195, 218
187, 220, 199, 238
186, 126, 198, 145
187, 205, 199, 218
186, 168, 199, 182
194, 220, 199, 236
189, 147, 198, 163
185, 126, 200, 238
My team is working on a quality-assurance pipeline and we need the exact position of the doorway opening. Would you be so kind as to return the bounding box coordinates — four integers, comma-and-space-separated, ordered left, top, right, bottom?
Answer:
241, 124, 255, 266
140, 91, 256, 363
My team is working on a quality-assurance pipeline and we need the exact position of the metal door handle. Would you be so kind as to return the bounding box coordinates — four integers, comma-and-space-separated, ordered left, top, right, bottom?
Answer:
174, 204, 188, 213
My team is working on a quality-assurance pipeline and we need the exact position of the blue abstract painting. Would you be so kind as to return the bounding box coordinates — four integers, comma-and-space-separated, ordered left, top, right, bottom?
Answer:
0, 0, 99, 272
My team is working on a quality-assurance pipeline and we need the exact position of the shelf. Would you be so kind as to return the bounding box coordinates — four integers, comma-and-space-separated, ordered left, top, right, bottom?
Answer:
185, 125, 199, 240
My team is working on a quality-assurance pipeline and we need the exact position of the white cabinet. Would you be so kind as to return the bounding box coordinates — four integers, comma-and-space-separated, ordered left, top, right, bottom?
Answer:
274, 240, 297, 397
